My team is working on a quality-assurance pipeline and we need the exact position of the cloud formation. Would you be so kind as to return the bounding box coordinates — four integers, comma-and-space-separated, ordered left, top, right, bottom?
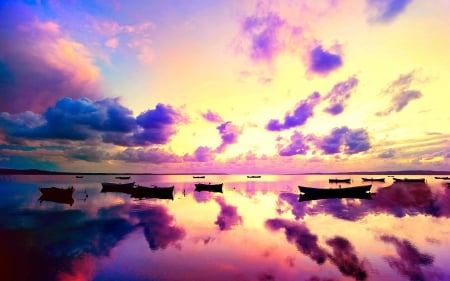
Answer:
278, 131, 311, 156
201, 110, 223, 123
376, 71, 423, 116
308, 45, 343, 76
0, 98, 184, 147
326, 237, 368, 280
315, 127, 371, 155
183, 146, 216, 162
266, 92, 321, 131
215, 197, 243, 231
367, 0, 413, 23
323, 76, 359, 115
0, 2, 100, 113
215, 121, 242, 153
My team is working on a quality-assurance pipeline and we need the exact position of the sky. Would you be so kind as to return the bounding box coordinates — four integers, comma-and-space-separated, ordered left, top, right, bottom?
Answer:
0, 0, 449, 173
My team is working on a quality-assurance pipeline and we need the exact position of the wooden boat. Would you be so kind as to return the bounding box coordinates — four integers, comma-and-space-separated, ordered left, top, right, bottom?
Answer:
361, 177, 385, 182
329, 178, 351, 183
115, 176, 131, 180
131, 185, 174, 200
298, 185, 371, 198
247, 175, 261, 178
393, 177, 426, 182
38, 186, 75, 206
193, 176, 205, 179
435, 176, 450, 180
101, 182, 135, 193
194, 183, 223, 193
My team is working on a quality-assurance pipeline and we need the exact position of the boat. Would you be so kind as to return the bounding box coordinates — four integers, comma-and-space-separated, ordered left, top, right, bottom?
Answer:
131, 185, 174, 200
101, 182, 135, 193
194, 183, 223, 193
329, 178, 351, 183
247, 175, 261, 178
75, 175, 84, 178
393, 177, 426, 182
38, 186, 75, 206
299, 191, 372, 202
361, 177, 385, 182
435, 176, 450, 180
193, 176, 205, 179
115, 176, 131, 180
298, 185, 372, 199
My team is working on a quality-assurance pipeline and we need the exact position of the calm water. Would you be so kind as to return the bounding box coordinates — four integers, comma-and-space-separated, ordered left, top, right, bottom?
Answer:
1, 174, 450, 281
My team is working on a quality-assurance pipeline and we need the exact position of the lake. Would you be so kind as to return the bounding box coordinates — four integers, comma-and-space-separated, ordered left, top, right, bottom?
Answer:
1, 174, 449, 281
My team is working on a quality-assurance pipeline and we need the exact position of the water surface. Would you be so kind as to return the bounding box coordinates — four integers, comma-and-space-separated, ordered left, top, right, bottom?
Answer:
1, 174, 449, 281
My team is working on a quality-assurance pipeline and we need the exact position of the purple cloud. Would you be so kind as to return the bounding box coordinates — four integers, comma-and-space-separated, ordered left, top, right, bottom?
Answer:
278, 131, 311, 156
115, 148, 182, 163
184, 146, 216, 162
367, 0, 413, 23
324, 76, 359, 115
308, 45, 343, 76
326, 237, 368, 280
378, 149, 395, 158
380, 235, 435, 281
315, 127, 371, 155
215, 121, 241, 153
0, 98, 184, 147
265, 219, 327, 264
266, 92, 321, 131
376, 71, 423, 116
238, 12, 286, 63
0, 2, 100, 113
201, 110, 223, 123
215, 197, 242, 231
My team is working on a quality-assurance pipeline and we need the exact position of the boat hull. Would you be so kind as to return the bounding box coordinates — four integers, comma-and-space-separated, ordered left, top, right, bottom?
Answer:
101, 182, 135, 193
195, 183, 223, 193
131, 185, 174, 200
393, 178, 426, 182
329, 178, 351, 183
361, 177, 385, 182
38, 186, 75, 205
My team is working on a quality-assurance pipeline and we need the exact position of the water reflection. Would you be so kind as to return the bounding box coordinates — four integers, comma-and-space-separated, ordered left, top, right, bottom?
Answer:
0, 175, 449, 280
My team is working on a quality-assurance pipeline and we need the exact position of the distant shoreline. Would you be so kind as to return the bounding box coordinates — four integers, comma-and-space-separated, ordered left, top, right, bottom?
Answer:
0, 168, 448, 176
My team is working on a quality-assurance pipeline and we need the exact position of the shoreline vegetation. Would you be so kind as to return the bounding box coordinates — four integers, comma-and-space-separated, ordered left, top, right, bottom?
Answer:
0, 168, 449, 176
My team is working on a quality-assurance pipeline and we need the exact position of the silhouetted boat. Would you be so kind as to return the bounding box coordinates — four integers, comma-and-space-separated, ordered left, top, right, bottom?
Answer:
329, 178, 351, 183
299, 185, 371, 199
435, 176, 450, 180
131, 185, 174, 200
75, 175, 84, 178
101, 182, 135, 193
115, 176, 131, 180
38, 186, 75, 206
193, 176, 205, 179
247, 175, 261, 178
393, 177, 426, 182
195, 183, 223, 193
299, 191, 372, 202
361, 177, 385, 182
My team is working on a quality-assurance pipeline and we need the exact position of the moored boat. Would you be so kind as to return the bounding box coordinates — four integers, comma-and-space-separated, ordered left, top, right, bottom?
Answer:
101, 182, 135, 193
193, 176, 205, 179
393, 177, 426, 182
38, 186, 75, 206
247, 175, 261, 178
75, 175, 84, 178
299, 191, 372, 202
195, 183, 223, 193
329, 178, 351, 183
115, 176, 131, 180
361, 177, 385, 182
435, 176, 450, 180
299, 184, 371, 198
131, 185, 174, 200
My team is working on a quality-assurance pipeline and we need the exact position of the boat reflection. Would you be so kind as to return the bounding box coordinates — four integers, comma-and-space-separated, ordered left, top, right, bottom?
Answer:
131, 185, 174, 200
194, 183, 223, 193
299, 192, 372, 202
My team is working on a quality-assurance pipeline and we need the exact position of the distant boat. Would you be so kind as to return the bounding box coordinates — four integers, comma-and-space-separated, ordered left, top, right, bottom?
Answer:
195, 183, 223, 193
329, 178, 351, 183
299, 185, 371, 200
393, 177, 426, 182
101, 182, 135, 193
247, 175, 261, 178
131, 185, 174, 200
361, 177, 385, 182
193, 176, 205, 179
75, 175, 84, 178
38, 186, 75, 206
115, 176, 131, 180
435, 176, 450, 180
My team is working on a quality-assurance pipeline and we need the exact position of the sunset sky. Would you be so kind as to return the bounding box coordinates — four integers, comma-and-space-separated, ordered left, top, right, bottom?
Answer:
0, 0, 449, 173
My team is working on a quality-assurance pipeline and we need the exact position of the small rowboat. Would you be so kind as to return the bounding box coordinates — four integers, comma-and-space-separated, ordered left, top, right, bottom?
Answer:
393, 178, 426, 182
38, 186, 75, 206
247, 175, 261, 178
435, 176, 450, 180
329, 178, 351, 183
195, 183, 223, 193
115, 176, 131, 180
193, 176, 205, 179
131, 185, 174, 200
299, 185, 371, 199
361, 177, 385, 182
